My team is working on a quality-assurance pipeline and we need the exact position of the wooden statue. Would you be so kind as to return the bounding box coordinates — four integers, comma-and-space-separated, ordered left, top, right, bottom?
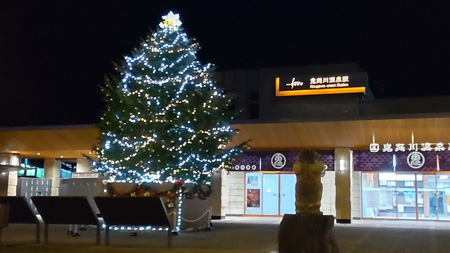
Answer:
293, 149, 327, 214
279, 149, 339, 253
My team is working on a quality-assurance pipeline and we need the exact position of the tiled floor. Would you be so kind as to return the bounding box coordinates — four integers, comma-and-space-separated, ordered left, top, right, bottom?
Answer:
1, 217, 450, 252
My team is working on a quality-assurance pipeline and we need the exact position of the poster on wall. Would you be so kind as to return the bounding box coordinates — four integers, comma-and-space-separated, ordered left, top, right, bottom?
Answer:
247, 175, 259, 186
247, 189, 261, 208
245, 172, 262, 215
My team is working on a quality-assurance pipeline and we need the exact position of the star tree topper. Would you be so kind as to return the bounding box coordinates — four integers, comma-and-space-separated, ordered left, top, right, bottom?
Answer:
159, 11, 182, 31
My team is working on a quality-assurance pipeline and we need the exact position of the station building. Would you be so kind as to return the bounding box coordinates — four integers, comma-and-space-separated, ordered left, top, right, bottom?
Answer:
2, 63, 450, 223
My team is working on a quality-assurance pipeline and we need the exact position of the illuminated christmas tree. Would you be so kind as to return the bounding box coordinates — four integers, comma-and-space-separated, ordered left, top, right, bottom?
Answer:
94, 11, 246, 185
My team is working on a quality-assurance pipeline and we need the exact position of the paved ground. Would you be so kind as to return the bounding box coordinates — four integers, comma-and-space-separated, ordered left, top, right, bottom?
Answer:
1, 217, 450, 252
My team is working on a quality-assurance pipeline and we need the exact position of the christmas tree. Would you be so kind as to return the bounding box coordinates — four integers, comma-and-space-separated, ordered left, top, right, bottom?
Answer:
94, 11, 246, 185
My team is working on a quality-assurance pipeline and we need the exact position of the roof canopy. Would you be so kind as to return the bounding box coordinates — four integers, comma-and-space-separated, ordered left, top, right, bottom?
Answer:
1, 117, 450, 159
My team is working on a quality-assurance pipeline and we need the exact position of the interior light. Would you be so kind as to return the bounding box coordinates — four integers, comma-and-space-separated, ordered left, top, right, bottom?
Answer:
37, 153, 40, 156
393, 154, 396, 171
339, 159, 345, 171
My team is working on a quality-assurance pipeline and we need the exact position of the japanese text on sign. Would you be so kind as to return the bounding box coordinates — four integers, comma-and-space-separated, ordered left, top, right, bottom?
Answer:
370, 142, 448, 152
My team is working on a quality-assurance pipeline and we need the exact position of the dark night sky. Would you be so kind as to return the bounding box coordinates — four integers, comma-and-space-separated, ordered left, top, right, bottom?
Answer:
1, 1, 449, 126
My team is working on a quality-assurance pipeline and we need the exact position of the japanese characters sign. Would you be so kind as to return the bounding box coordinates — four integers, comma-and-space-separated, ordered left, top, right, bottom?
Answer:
353, 150, 450, 172
275, 72, 368, 96
369, 142, 448, 153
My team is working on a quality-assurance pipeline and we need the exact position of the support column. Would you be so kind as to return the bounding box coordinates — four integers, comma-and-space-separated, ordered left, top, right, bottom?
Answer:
220, 169, 228, 218
0, 172, 7, 196
44, 159, 61, 196
76, 157, 91, 173
0, 153, 20, 196
335, 148, 352, 223
210, 170, 225, 219
7, 172, 17, 196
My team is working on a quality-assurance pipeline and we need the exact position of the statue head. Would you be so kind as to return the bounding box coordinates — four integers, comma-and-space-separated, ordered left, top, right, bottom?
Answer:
299, 149, 318, 164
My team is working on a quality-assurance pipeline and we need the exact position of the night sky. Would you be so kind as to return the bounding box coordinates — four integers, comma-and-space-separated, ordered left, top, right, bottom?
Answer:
1, 1, 449, 126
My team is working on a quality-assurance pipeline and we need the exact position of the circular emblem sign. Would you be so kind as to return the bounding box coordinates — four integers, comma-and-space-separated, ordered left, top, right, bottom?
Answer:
271, 153, 286, 169
407, 151, 425, 169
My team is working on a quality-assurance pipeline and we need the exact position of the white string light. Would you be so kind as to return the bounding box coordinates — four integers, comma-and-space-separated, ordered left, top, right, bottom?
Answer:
94, 11, 245, 184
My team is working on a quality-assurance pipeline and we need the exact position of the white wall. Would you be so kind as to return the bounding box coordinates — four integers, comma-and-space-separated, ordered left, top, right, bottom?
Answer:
226, 172, 245, 215
76, 157, 92, 173
8, 171, 17, 196
321, 171, 336, 216
352, 171, 362, 219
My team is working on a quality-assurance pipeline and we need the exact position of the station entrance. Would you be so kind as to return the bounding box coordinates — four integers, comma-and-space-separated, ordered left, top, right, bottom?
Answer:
245, 172, 296, 216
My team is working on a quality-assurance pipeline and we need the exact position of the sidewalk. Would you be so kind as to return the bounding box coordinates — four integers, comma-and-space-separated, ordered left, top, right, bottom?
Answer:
1, 217, 450, 252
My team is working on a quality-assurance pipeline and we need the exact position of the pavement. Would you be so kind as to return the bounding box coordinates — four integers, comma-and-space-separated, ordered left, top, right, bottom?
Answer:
1, 217, 450, 252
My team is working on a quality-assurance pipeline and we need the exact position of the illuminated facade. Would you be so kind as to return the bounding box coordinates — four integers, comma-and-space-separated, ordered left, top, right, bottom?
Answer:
2, 64, 450, 223
215, 63, 450, 222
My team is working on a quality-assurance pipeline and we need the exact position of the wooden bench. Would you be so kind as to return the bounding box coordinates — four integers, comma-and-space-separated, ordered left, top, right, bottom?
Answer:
94, 196, 172, 247
0, 196, 41, 243
31, 196, 101, 245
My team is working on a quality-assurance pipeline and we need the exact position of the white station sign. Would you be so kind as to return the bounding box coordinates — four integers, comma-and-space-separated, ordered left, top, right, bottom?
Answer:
370, 142, 449, 153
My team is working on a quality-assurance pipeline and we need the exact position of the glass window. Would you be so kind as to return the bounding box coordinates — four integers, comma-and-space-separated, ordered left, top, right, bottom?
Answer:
417, 174, 437, 220
362, 172, 450, 221
436, 174, 450, 220
362, 173, 396, 218
396, 173, 417, 219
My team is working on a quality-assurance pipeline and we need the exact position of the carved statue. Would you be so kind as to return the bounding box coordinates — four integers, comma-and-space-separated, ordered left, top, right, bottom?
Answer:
293, 149, 326, 214
279, 150, 338, 253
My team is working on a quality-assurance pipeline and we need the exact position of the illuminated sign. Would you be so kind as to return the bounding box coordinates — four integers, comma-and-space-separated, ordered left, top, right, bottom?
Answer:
286, 78, 303, 89
275, 73, 367, 96
407, 151, 425, 169
271, 153, 286, 169
369, 142, 448, 152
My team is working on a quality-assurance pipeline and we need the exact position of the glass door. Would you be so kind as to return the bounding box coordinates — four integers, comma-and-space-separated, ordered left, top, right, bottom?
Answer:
245, 172, 297, 216
280, 174, 296, 215
362, 172, 450, 220
437, 174, 450, 220
262, 174, 279, 215
396, 173, 417, 219
362, 173, 396, 218
245, 172, 262, 215
418, 174, 437, 220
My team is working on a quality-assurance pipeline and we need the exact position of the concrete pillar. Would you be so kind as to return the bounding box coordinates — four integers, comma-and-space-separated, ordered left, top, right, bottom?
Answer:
0, 153, 20, 196
335, 148, 352, 223
210, 171, 225, 219
220, 170, 228, 218
0, 172, 7, 196
7, 171, 17, 196
76, 157, 92, 173
44, 159, 61, 196
0, 153, 20, 167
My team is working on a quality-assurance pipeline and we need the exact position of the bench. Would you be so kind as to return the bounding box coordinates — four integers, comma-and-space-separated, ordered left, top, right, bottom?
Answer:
0, 196, 41, 243
94, 196, 172, 247
31, 196, 101, 245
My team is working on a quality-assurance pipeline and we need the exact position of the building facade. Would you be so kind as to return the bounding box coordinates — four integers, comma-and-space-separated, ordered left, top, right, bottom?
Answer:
2, 64, 450, 223
215, 63, 450, 222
